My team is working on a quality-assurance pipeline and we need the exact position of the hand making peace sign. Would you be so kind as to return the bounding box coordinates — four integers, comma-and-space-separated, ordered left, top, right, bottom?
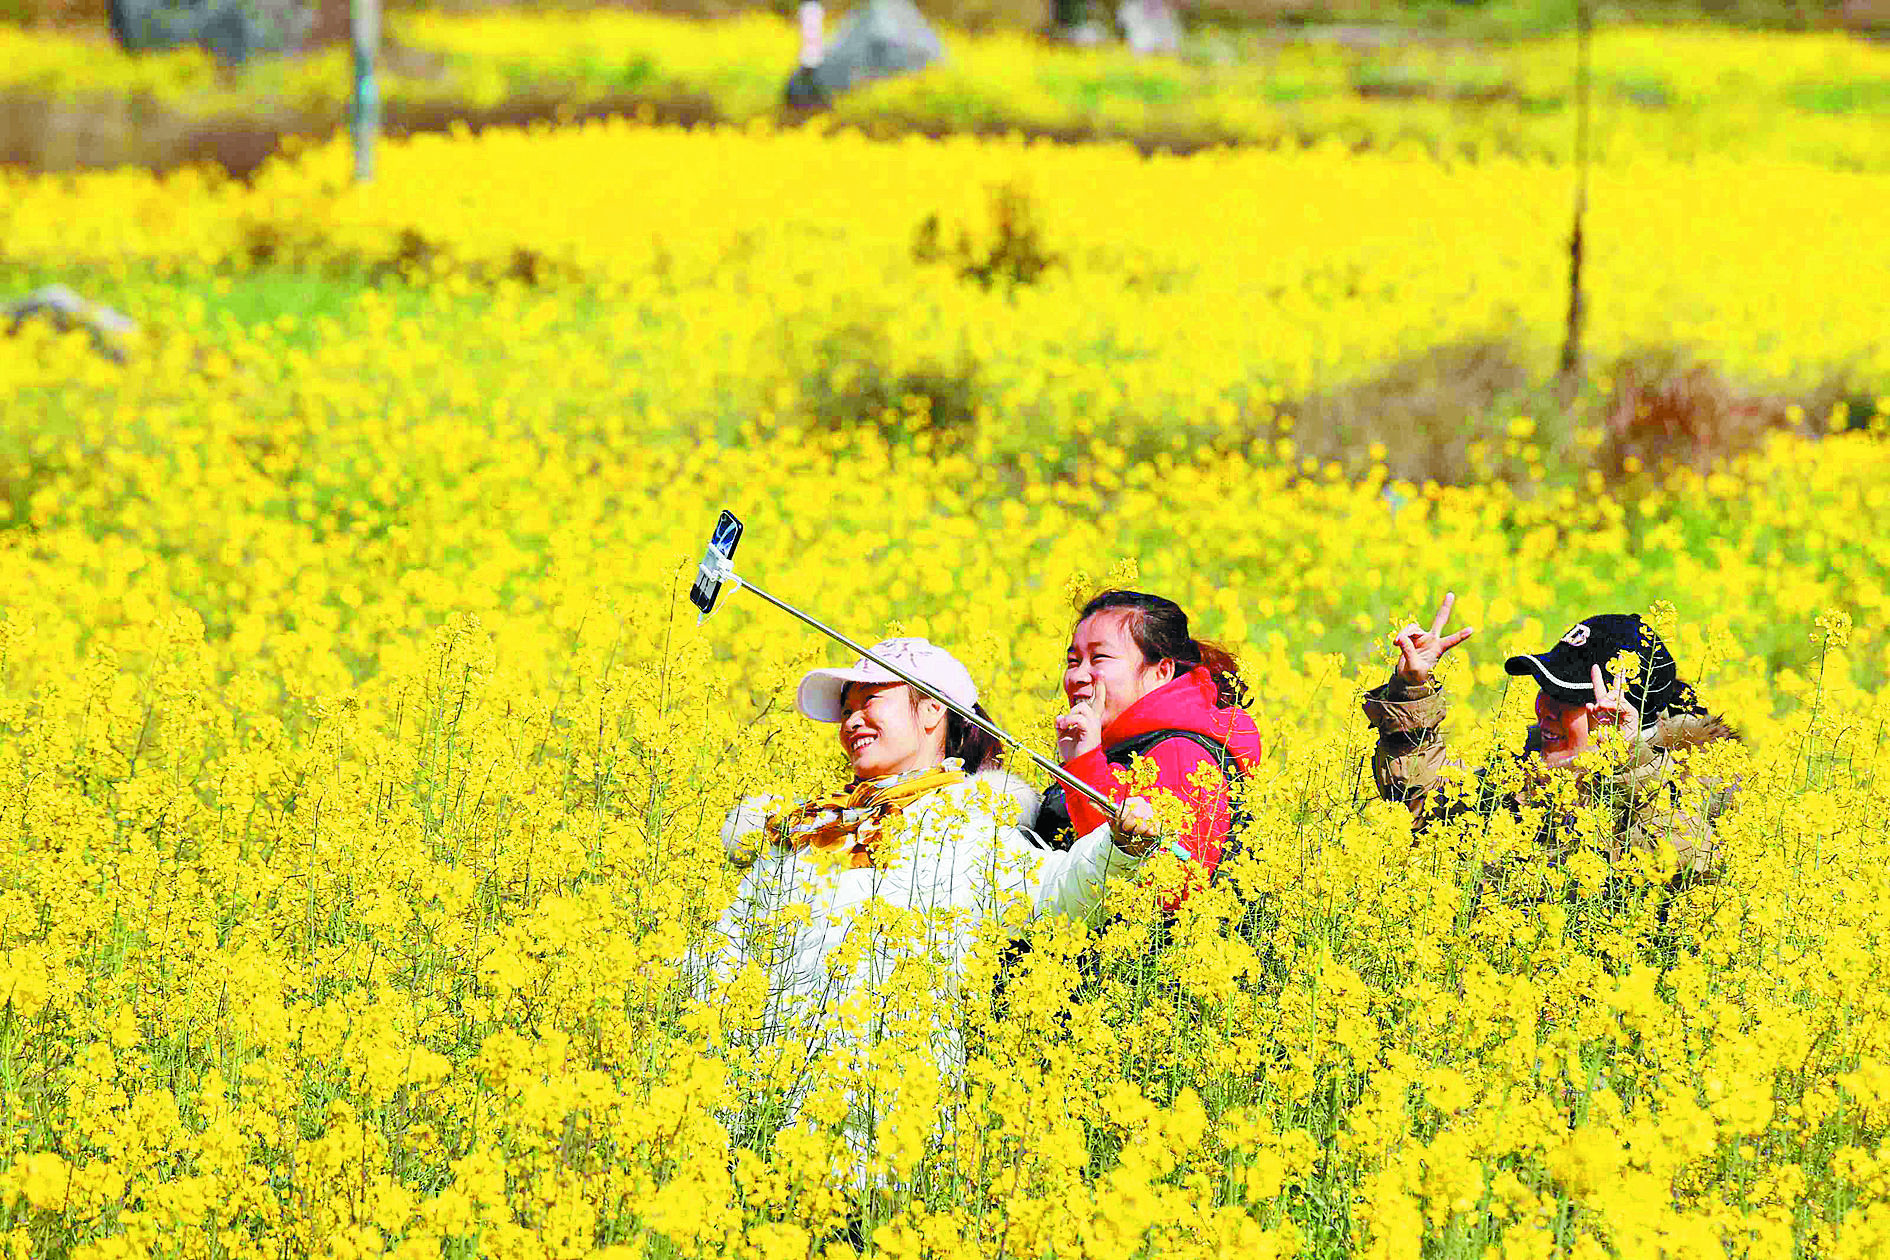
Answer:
1586, 662, 1639, 735
1391, 593, 1477, 687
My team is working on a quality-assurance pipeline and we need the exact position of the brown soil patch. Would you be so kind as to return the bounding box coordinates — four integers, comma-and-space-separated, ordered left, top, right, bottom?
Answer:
0, 88, 726, 179
1, 83, 1303, 182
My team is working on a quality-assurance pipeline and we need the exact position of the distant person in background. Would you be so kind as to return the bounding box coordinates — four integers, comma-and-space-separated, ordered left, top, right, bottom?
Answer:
783, 0, 830, 109
1035, 591, 1263, 895
1050, 0, 1101, 41
1361, 596, 1740, 878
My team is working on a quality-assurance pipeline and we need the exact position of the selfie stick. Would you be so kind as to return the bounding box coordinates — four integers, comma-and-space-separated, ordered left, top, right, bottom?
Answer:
705, 556, 1122, 820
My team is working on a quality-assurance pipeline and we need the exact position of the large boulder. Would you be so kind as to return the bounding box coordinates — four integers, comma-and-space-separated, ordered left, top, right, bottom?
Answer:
106, 0, 315, 66
808, 0, 944, 98
5, 285, 137, 363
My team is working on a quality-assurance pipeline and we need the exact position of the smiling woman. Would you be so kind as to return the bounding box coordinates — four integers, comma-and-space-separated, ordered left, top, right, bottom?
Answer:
1037, 590, 1264, 892
705, 636, 1159, 1170
798, 639, 1003, 780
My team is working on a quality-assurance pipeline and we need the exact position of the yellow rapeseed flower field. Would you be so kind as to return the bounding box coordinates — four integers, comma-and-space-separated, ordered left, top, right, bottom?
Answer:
2, 118, 1888, 1257
8, 123, 1889, 411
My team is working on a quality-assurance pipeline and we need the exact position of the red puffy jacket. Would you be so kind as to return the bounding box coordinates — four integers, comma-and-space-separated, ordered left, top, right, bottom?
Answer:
1063, 669, 1264, 880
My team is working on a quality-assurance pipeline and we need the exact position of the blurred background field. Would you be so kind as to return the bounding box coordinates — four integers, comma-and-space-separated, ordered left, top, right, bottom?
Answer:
8, 120, 1887, 493
5, 116, 1887, 679
5, 10, 1890, 171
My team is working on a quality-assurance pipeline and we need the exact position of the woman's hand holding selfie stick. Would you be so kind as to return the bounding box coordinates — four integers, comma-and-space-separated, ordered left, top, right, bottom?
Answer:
1107, 796, 1163, 856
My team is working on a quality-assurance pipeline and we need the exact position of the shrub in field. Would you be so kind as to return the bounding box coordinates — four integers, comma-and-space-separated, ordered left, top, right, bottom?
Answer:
771, 307, 985, 434
1270, 340, 1886, 487
912, 180, 1065, 291
1271, 338, 1542, 485
1591, 348, 1853, 480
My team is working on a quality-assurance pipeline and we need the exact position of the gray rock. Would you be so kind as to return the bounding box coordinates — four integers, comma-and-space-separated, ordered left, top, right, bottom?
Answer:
107, 0, 313, 66
1117, 0, 1181, 56
6, 286, 137, 363
810, 0, 945, 97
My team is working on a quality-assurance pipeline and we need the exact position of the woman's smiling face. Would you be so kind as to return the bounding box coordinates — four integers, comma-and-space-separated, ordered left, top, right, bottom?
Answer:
1064, 610, 1174, 730
839, 682, 946, 778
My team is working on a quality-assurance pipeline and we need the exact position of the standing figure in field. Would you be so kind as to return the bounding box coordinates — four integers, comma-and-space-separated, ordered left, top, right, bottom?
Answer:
1361, 596, 1739, 877
1035, 591, 1264, 894
710, 638, 1158, 1152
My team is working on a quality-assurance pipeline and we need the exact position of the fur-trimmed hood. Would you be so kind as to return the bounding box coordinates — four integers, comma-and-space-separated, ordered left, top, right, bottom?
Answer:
1520, 711, 1741, 772
1648, 711, 1741, 753
1613, 710, 1742, 790
933, 764, 1042, 831
1607, 710, 1742, 876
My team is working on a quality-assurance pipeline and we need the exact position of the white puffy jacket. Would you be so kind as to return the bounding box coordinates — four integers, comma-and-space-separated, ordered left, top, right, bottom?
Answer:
707, 766, 1145, 1063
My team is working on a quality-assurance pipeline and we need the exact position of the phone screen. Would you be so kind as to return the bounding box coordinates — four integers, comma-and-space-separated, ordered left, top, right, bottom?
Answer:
689, 510, 745, 615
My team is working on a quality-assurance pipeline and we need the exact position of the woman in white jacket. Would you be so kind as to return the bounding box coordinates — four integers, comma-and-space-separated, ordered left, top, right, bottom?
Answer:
708, 637, 1158, 1168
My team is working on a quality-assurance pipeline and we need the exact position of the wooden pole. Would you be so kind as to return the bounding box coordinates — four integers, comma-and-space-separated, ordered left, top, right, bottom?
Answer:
351, 0, 379, 183
1557, 0, 1593, 387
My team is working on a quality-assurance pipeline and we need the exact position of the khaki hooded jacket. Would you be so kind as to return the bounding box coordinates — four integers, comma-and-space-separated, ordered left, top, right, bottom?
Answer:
1361, 675, 1740, 877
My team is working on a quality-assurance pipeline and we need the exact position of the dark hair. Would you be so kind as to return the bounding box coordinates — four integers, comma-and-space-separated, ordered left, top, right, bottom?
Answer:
944, 703, 1004, 773
1077, 590, 1250, 711
1639, 624, 1710, 719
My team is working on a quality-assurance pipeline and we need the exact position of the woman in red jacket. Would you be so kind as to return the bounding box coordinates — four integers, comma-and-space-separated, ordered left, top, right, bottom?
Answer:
1034, 590, 1263, 884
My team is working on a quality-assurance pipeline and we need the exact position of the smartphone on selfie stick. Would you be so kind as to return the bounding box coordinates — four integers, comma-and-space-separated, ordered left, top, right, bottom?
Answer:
688, 508, 1119, 819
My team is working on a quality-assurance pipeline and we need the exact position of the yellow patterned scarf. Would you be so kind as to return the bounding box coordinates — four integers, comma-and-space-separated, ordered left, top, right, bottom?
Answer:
771, 760, 968, 869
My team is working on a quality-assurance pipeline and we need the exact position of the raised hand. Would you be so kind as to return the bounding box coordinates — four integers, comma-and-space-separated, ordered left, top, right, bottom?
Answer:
1391, 592, 1477, 687
1055, 674, 1107, 762
1587, 663, 1639, 735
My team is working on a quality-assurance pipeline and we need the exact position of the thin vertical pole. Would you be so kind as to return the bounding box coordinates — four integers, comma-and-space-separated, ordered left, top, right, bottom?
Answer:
1557, 0, 1593, 386
351, 0, 379, 183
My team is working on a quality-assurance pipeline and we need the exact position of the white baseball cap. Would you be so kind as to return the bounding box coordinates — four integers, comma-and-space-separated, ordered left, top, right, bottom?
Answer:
795, 638, 979, 723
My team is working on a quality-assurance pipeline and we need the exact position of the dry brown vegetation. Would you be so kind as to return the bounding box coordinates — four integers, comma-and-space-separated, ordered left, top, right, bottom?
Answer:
0, 82, 1276, 180
1593, 350, 1870, 477
0, 87, 731, 176
1274, 338, 1877, 487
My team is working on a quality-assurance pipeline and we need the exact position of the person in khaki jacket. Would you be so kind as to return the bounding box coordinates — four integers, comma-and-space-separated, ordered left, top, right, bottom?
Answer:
1360, 596, 1739, 879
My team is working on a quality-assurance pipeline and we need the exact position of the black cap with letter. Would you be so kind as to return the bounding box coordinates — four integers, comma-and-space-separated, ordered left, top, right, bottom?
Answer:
1504, 613, 1697, 716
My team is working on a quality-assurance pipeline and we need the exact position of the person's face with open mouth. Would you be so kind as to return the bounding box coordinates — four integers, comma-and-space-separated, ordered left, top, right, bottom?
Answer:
1535, 690, 1595, 768
839, 682, 945, 779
